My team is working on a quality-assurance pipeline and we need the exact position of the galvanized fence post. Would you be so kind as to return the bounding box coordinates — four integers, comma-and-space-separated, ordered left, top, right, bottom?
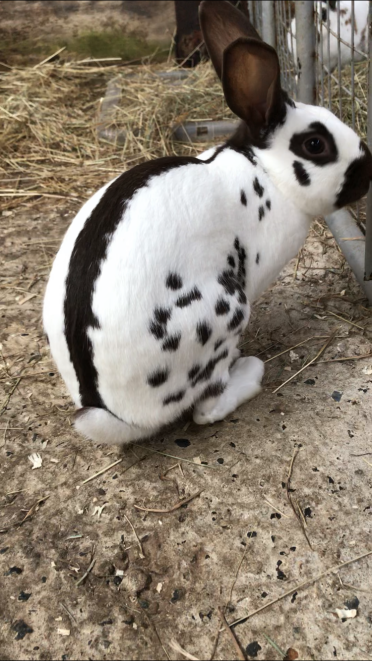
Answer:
295, 1, 316, 104
365, 0, 372, 281
261, 1, 276, 48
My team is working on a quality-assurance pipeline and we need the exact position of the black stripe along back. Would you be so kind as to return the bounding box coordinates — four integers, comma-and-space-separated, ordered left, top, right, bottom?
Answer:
64, 156, 202, 409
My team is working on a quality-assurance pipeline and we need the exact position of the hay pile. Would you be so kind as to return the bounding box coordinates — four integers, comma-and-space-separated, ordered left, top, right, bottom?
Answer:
0, 60, 232, 213
0, 56, 368, 216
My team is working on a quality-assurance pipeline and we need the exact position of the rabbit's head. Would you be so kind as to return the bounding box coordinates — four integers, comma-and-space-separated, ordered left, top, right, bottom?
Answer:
200, 1, 372, 216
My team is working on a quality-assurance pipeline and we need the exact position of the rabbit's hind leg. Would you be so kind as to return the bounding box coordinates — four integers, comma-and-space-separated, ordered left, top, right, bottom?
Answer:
193, 356, 264, 425
74, 407, 154, 445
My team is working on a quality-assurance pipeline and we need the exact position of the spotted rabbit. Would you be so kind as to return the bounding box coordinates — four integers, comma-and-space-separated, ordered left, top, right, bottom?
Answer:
43, 1, 372, 444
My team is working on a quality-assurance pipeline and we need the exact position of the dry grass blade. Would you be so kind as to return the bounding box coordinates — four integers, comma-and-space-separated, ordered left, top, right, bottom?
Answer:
169, 639, 200, 661
272, 330, 338, 393
80, 458, 122, 485
134, 489, 203, 514
0, 495, 50, 534
218, 608, 246, 661
229, 549, 372, 628
0, 377, 22, 416
76, 557, 96, 587
286, 449, 312, 550
123, 513, 145, 559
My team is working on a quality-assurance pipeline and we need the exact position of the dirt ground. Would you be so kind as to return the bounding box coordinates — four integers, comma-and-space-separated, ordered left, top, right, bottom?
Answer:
0, 1, 175, 42
1, 174, 372, 661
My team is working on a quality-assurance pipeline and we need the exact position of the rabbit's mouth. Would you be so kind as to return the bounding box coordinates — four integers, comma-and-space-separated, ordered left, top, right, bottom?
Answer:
335, 141, 372, 209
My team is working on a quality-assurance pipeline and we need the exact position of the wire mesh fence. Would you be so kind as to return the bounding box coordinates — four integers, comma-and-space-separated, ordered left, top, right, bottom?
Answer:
249, 0, 372, 297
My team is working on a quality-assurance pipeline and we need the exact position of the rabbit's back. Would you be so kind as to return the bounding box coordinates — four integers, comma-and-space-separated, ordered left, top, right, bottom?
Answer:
45, 153, 257, 428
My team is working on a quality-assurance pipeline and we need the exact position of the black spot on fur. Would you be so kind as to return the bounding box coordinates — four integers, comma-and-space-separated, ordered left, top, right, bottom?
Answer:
166, 272, 183, 290
192, 349, 229, 387
175, 287, 202, 308
256, 253, 260, 264
163, 390, 185, 405
149, 321, 166, 340
253, 177, 264, 198
214, 338, 225, 351
293, 160, 311, 186
215, 298, 230, 316
266, 199, 271, 210
234, 237, 240, 251
200, 380, 226, 401
188, 364, 201, 381
218, 270, 237, 296
237, 286, 247, 305
228, 308, 245, 331
240, 190, 247, 206
258, 206, 265, 221
154, 307, 172, 325
289, 121, 338, 165
336, 141, 372, 209
227, 254, 236, 268
162, 333, 181, 352
196, 321, 212, 346
147, 368, 169, 387
64, 155, 201, 408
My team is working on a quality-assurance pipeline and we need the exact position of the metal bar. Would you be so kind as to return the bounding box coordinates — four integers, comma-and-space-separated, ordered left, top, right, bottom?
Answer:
261, 0, 276, 48
325, 211, 372, 303
351, 1, 355, 128
365, 0, 372, 281
337, 0, 342, 119
295, 1, 316, 104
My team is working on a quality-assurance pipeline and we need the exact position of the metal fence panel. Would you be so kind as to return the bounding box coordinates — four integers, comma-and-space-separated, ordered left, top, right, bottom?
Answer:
250, 0, 372, 302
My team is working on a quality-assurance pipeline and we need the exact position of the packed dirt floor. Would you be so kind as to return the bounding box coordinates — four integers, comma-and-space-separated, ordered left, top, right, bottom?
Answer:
1, 189, 372, 661
0, 24, 372, 657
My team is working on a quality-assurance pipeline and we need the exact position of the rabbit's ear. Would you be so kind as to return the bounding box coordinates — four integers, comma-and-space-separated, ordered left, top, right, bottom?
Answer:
199, 0, 262, 79
222, 38, 284, 139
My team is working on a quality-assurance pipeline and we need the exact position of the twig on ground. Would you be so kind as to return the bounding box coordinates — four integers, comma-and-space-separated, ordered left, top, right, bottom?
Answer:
123, 513, 145, 559
142, 611, 170, 660
132, 443, 219, 469
60, 601, 77, 624
264, 497, 291, 519
169, 639, 199, 661
229, 549, 372, 628
80, 458, 123, 485
273, 330, 338, 393
218, 607, 246, 660
317, 352, 372, 363
286, 449, 312, 549
76, 557, 96, 587
0, 377, 22, 416
326, 311, 364, 330
134, 489, 203, 514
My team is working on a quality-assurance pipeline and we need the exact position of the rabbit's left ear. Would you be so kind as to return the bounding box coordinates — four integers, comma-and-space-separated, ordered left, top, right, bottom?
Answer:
222, 37, 285, 139
199, 0, 262, 79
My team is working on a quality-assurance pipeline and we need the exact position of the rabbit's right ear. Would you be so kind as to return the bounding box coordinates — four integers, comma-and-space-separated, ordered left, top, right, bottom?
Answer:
199, 0, 262, 79
221, 38, 285, 140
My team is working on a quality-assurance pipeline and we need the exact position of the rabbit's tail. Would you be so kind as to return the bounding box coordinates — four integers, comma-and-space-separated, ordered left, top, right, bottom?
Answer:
74, 407, 151, 445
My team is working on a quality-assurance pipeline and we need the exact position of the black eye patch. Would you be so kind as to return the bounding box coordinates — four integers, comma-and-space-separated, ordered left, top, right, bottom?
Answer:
289, 122, 338, 166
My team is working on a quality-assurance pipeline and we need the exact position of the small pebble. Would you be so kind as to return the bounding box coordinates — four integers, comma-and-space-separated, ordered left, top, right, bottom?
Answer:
12, 620, 33, 640
246, 641, 262, 658
175, 439, 190, 448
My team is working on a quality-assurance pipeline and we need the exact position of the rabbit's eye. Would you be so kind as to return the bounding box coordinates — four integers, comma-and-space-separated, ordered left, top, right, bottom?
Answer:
304, 137, 325, 155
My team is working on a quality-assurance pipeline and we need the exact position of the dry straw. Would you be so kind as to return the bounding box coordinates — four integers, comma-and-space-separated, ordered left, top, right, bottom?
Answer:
0, 59, 233, 212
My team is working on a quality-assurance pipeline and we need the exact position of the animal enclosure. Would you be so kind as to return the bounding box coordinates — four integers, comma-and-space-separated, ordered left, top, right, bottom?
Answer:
249, 0, 372, 302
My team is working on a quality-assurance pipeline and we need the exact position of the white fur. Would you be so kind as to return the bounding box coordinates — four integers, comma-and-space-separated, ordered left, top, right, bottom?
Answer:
44, 99, 366, 444
289, 1, 368, 72
193, 356, 264, 424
